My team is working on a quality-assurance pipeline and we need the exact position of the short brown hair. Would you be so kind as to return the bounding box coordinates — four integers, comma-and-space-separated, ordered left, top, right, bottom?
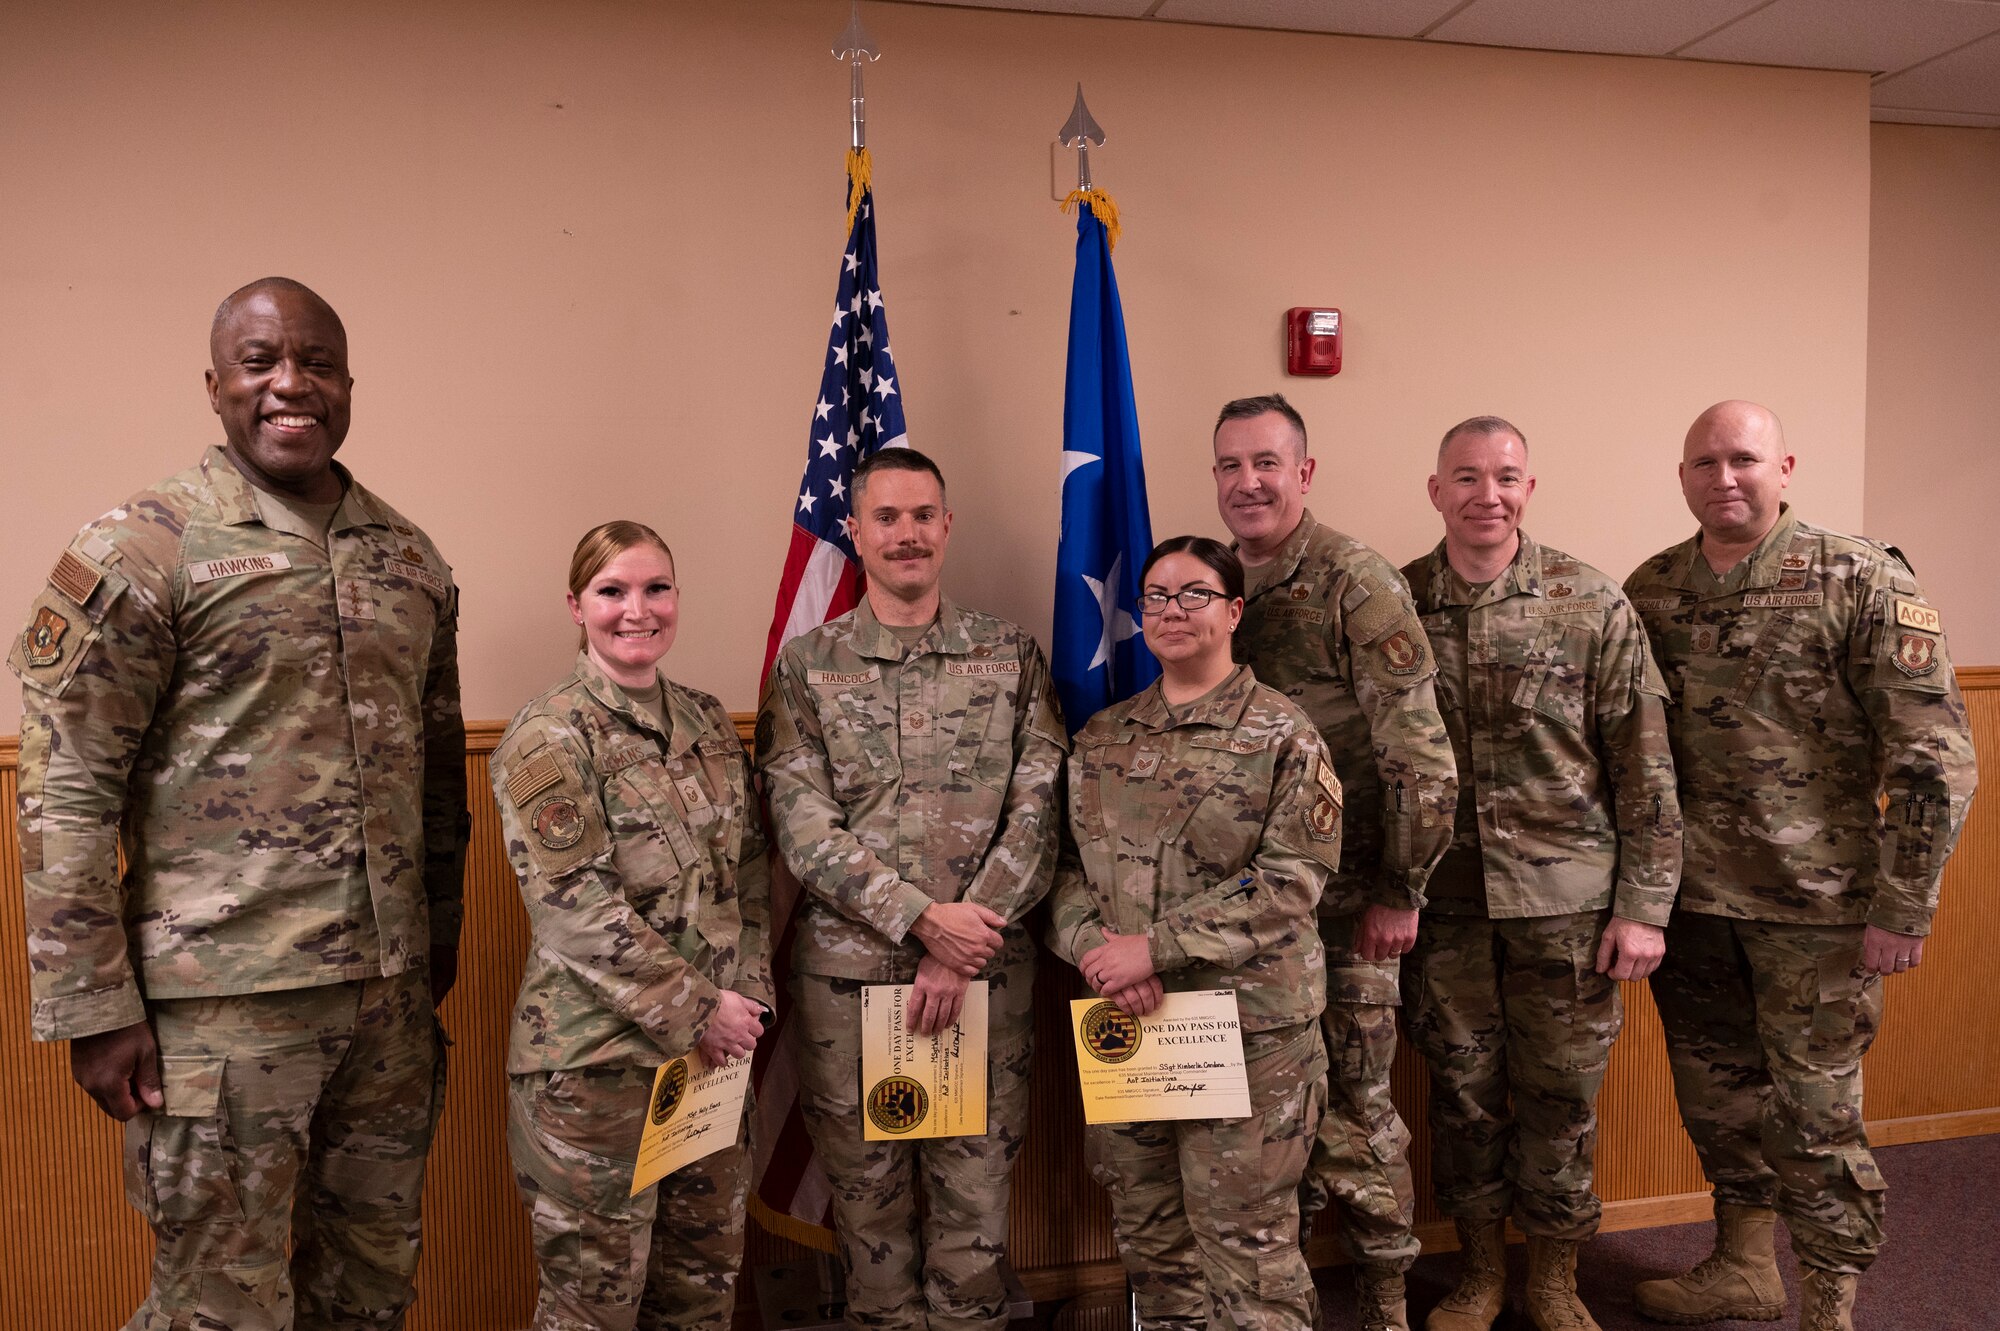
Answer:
1214, 394, 1308, 455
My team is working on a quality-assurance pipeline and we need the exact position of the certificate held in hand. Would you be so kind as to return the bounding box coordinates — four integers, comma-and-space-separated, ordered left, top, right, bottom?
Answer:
1069, 988, 1253, 1125
630, 1051, 752, 1196
861, 981, 990, 1141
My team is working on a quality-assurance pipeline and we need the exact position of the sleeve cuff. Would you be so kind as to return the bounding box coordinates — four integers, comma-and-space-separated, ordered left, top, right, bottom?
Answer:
1146, 923, 1189, 972
881, 881, 937, 946
33, 983, 148, 1043
1611, 882, 1676, 930
1865, 905, 1933, 938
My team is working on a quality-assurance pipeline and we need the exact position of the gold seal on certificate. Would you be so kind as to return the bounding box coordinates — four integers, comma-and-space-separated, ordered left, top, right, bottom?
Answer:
861, 981, 990, 1141
1069, 988, 1253, 1125
629, 1052, 751, 1196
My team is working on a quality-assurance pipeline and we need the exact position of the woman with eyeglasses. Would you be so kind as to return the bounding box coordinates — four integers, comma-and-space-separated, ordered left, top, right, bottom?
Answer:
489, 521, 772, 1331
1048, 535, 1344, 1331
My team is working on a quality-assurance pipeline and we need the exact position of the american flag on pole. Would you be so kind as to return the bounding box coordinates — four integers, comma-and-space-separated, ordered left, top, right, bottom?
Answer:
750, 148, 904, 1248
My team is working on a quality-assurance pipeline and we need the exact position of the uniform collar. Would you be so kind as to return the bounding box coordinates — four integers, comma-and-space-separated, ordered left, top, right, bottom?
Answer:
201, 445, 384, 534
849, 592, 974, 662
573, 651, 701, 757
1663, 504, 1800, 591
1240, 507, 1321, 591
1126, 663, 1258, 732
1417, 530, 1543, 608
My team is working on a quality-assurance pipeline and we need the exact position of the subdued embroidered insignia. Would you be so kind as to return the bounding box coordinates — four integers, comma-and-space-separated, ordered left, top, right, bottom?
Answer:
532, 795, 585, 849
1782, 552, 1811, 571
1264, 605, 1326, 625
866, 1075, 928, 1134
971, 644, 994, 659
946, 659, 1020, 677
1630, 597, 1681, 613
1743, 592, 1823, 608
385, 558, 448, 597
675, 776, 711, 810
1308, 791, 1340, 840
1893, 633, 1938, 677
807, 667, 880, 686
1130, 749, 1161, 778
23, 606, 69, 667
902, 708, 932, 735
48, 550, 103, 606
754, 713, 777, 762
1289, 583, 1313, 601
1895, 599, 1942, 634
1546, 582, 1575, 599
335, 578, 376, 620
1691, 625, 1720, 654
1380, 629, 1422, 675
507, 751, 563, 807
187, 551, 292, 584
1315, 758, 1341, 801
399, 544, 426, 565
1779, 571, 1808, 591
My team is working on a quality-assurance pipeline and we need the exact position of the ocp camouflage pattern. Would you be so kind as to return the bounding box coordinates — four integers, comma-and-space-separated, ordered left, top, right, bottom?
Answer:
9, 447, 467, 1041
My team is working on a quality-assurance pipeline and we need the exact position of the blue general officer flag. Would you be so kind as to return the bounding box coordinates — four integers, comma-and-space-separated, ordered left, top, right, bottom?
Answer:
1053, 194, 1159, 733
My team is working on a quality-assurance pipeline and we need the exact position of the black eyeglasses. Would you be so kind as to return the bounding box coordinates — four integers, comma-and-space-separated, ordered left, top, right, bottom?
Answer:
1137, 588, 1224, 615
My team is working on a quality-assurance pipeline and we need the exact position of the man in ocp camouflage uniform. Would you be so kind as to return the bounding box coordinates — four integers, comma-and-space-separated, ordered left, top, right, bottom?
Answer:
10, 278, 467, 1330
1401, 418, 1681, 1331
1625, 400, 1977, 1331
756, 447, 1066, 1331
1213, 394, 1455, 1331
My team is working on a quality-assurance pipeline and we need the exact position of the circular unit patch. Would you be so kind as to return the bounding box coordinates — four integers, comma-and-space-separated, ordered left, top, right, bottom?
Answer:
1080, 999, 1143, 1064
650, 1058, 690, 1126
532, 795, 586, 850
866, 1075, 929, 1135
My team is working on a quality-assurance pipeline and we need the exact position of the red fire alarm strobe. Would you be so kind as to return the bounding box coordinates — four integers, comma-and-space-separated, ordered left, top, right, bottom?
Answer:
1286, 307, 1342, 376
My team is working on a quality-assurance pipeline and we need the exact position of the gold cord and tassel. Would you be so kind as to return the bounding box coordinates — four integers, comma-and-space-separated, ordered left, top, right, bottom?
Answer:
1060, 187, 1122, 251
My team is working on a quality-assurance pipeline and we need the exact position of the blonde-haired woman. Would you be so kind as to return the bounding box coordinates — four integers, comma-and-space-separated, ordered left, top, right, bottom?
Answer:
492, 521, 772, 1330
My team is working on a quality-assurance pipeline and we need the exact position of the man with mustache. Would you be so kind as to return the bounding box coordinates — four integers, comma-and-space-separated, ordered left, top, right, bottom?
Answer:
757, 447, 1067, 1331
1212, 394, 1457, 1331
9, 277, 467, 1328
1625, 400, 1977, 1331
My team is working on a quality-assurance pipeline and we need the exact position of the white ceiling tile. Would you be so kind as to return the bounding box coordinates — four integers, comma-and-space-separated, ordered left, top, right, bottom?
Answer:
1872, 30, 2000, 113
1152, 0, 1464, 39
1678, 0, 2000, 73
1426, 0, 1765, 58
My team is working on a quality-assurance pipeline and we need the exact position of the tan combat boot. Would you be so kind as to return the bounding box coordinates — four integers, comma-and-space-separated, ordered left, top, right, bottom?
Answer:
1355, 1264, 1411, 1331
1523, 1237, 1602, 1330
1800, 1269, 1858, 1331
1632, 1203, 1785, 1323
1427, 1219, 1507, 1331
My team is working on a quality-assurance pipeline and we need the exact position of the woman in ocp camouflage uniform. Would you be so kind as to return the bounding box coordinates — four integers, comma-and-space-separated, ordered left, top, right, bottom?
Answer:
490, 521, 773, 1331
1049, 536, 1344, 1331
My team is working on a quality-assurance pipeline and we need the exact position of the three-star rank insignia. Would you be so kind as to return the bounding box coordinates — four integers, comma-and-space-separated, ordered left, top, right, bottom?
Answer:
23, 606, 69, 667
1380, 629, 1422, 675
532, 795, 586, 849
1893, 632, 1938, 677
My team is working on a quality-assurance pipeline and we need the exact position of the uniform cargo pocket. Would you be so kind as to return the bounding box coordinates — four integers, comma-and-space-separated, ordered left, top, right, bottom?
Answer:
1807, 952, 1883, 1064
128, 1055, 244, 1225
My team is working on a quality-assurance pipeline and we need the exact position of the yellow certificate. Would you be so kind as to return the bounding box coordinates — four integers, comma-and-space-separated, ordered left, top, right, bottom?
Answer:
629, 1051, 751, 1196
860, 981, 989, 1141
1070, 988, 1252, 1125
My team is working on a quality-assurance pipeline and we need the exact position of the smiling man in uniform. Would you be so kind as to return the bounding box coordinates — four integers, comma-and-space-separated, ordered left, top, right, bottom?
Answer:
10, 277, 467, 1328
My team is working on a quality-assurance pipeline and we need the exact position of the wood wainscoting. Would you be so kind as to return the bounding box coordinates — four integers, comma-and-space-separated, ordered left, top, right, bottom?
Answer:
1, 666, 1994, 1327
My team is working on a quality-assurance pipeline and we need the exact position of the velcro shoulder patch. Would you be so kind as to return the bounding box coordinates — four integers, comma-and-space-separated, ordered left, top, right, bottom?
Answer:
1315, 756, 1341, 802
506, 749, 564, 807
1894, 598, 1941, 634
48, 549, 105, 607
1344, 587, 1409, 644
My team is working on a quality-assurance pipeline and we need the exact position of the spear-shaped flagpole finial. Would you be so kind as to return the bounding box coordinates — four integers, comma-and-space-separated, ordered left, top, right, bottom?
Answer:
1057, 83, 1106, 192
833, 3, 881, 151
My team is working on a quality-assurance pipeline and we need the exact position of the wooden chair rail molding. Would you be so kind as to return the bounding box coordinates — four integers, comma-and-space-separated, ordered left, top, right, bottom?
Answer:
2, 666, 1995, 1328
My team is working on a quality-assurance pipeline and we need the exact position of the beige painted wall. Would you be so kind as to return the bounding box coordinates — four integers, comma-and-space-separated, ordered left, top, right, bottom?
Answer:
1866, 124, 2000, 665
0, 0, 1873, 723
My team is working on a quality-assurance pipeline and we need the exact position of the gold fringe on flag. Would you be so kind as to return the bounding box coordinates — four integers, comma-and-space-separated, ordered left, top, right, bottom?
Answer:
750, 1193, 839, 1254
1061, 187, 1122, 252
846, 147, 873, 230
